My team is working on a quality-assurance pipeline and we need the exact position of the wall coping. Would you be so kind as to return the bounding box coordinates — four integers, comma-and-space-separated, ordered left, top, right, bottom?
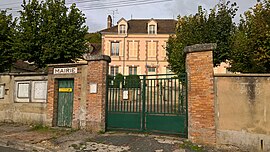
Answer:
0, 72, 48, 76
214, 73, 270, 77
184, 43, 217, 53
84, 55, 111, 63
48, 62, 87, 67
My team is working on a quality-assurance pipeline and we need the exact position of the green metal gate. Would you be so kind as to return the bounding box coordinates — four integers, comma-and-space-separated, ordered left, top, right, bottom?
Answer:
106, 74, 187, 136
57, 79, 74, 127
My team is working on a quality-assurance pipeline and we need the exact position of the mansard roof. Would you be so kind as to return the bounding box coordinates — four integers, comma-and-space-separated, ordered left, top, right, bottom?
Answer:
100, 19, 177, 34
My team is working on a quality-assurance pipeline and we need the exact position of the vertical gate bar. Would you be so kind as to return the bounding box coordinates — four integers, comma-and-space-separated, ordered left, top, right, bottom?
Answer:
167, 79, 170, 113
115, 87, 118, 112
170, 78, 173, 113
132, 86, 135, 112
150, 79, 152, 113
178, 78, 181, 114
136, 87, 138, 112
116, 87, 118, 112
164, 80, 166, 113
154, 79, 156, 113
128, 89, 132, 112
160, 79, 163, 113
109, 88, 112, 111
120, 91, 123, 112
174, 78, 177, 113
181, 78, 184, 114
112, 87, 115, 112
115, 87, 117, 111
142, 75, 146, 131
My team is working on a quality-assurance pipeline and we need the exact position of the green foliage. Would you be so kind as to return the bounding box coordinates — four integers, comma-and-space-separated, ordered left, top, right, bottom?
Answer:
31, 124, 50, 131
85, 32, 101, 43
14, 0, 88, 68
125, 75, 141, 88
113, 73, 124, 88
167, 1, 237, 74
0, 10, 16, 72
180, 140, 205, 152
230, 0, 270, 73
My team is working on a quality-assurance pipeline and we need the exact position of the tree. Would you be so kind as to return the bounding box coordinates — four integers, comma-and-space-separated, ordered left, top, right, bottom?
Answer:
166, 1, 237, 75
0, 10, 16, 72
230, 0, 270, 73
14, 0, 88, 68
85, 32, 101, 43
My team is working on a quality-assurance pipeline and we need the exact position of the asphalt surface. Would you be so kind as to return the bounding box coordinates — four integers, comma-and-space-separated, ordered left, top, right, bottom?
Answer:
0, 146, 25, 152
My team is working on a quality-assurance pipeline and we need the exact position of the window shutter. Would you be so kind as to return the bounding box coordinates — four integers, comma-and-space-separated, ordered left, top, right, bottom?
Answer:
162, 67, 167, 74
134, 42, 138, 57
129, 42, 134, 57
147, 42, 151, 57
124, 67, 129, 75
152, 42, 157, 57
137, 67, 142, 75
119, 67, 123, 75
119, 42, 123, 56
106, 41, 110, 55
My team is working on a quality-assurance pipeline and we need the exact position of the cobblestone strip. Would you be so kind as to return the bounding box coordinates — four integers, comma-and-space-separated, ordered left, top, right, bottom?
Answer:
69, 141, 130, 152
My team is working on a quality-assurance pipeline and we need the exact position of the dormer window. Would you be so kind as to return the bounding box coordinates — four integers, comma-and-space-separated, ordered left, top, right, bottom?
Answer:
119, 25, 126, 34
148, 19, 157, 34
149, 25, 156, 34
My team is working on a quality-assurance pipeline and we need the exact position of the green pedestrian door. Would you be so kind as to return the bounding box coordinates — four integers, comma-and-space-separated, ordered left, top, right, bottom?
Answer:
57, 79, 74, 127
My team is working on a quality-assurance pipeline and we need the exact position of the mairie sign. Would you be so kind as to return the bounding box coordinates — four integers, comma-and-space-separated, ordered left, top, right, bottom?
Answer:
54, 67, 77, 74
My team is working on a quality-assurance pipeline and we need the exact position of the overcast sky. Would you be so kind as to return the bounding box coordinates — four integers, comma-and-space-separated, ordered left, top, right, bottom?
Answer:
0, 0, 258, 32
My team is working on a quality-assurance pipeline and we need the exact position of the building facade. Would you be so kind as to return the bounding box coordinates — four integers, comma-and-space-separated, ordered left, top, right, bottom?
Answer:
100, 16, 177, 76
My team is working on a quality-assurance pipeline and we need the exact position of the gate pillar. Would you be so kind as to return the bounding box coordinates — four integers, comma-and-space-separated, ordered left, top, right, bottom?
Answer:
184, 43, 216, 144
84, 55, 111, 132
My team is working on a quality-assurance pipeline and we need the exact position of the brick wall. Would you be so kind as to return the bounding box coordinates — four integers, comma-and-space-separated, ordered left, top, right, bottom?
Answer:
85, 56, 110, 132
47, 56, 110, 132
184, 44, 216, 144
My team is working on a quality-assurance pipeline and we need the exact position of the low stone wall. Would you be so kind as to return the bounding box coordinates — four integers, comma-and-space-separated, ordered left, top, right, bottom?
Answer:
215, 74, 270, 151
0, 73, 48, 124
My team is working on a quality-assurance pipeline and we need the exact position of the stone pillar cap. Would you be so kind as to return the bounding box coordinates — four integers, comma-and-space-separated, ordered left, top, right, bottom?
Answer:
184, 43, 217, 53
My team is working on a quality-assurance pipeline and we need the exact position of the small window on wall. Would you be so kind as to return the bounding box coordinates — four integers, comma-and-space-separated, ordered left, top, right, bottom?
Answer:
149, 25, 156, 34
15, 81, 47, 103
148, 67, 156, 73
119, 25, 126, 34
111, 42, 119, 56
0, 84, 5, 99
129, 67, 137, 75
110, 66, 119, 76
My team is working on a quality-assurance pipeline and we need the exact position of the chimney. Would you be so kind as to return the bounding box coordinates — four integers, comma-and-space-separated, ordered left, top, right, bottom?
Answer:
107, 15, 112, 28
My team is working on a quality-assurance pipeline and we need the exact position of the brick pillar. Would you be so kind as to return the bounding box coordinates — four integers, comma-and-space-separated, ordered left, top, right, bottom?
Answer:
85, 55, 111, 132
184, 43, 216, 144
46, 67, 58, 126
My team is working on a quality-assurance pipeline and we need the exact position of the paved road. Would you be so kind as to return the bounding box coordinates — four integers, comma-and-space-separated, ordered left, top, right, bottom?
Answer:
0, 146, 25, 152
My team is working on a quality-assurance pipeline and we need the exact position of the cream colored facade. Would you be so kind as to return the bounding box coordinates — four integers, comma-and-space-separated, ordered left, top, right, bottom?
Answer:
101, 18, 175, 75
101, 17, 229, 75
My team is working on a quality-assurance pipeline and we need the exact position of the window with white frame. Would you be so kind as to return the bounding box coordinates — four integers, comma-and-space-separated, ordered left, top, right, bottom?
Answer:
147, 67, 156, 73
119, 25, 126, 34
0, 84, 4, 99
110, 66, 119, 76
149, 25, 156, 34
129, 67, 137, 75
15, 81, 47, 103
111, 42, 119, 56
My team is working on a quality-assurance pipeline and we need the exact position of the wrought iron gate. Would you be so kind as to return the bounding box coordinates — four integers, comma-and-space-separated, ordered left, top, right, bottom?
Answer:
106, 74, 187, 136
